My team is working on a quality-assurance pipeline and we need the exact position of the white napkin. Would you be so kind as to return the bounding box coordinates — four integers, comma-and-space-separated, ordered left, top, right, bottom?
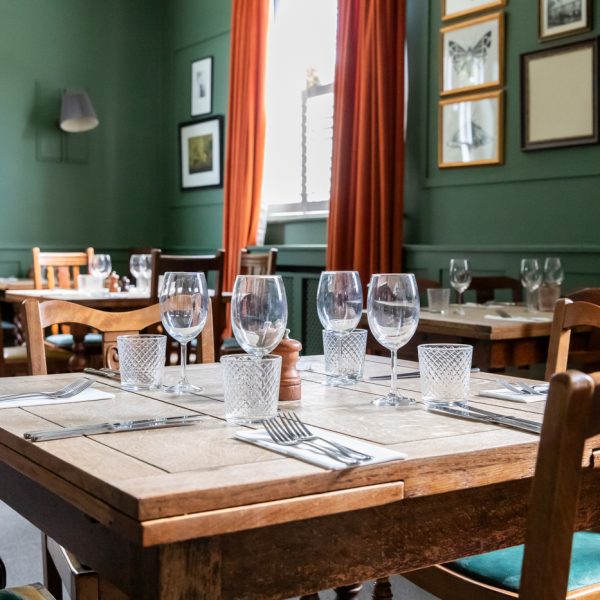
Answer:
0, 388, 115, 409
484, 315, 552, 323
235, 427, 406, 470
478, 388, 547, 404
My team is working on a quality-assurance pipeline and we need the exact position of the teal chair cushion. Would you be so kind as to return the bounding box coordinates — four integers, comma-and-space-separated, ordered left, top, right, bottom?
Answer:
448, 531, 600, 592
45, 333, 102, 348
1, 320, 15, 332
221, 337, 240, 349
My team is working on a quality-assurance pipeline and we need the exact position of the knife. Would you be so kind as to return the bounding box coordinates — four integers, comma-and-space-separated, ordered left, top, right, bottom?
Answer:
84, 368, 120, 380
370, 368, 480, 381
24, 414, 206, 442
428, 405, 541, 434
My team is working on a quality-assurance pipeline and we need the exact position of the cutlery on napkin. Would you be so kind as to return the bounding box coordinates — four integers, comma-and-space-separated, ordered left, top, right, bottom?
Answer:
478, 388, 547, 403
0, 385, 115, 409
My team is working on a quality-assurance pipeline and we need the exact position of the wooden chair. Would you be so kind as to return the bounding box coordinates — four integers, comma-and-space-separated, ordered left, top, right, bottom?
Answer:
32, 247, 94, 290
1, 555, 56, 600
150, 249, 225, 359
470, 276, 522, 304
416, 277, 441, 291
401, 368, 600, 600
220, 248, 278, 355
22, 298, 214, 599
545, 298, 600, 381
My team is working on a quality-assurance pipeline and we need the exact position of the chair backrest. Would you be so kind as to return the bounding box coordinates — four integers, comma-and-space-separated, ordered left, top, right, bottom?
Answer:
416, 277, 440, 291
545, 298, 600, 381
23, 299, 215, 375
568, 287, 600, 305
470, 275, 522, 304
239, 248, 278, 276
32, 247, 94, 290
518, 369, 600, 599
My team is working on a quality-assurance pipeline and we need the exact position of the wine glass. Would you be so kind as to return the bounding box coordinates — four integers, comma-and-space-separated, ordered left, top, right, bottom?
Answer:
159, 272, 209, 394
231, 275, 288, 358
130, 254, 152, 292
449, 259, 472, 315
543, 257, 564, 286
367, 273, 420, 406
317, 271, 363, 332
90, 254, 112, 281
521, 259, 543, 312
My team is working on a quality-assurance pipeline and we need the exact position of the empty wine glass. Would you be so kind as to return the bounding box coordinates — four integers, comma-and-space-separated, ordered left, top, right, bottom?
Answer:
231, 275, 288, 358
317, 271, 363, 332
367, 273, 420, 406
520, 258, 543, 312
159, 272, 209, 394
90, 254, 112, 281
130, 254, 152, 292
543, 257, 564, 286
449, 259, 472, 315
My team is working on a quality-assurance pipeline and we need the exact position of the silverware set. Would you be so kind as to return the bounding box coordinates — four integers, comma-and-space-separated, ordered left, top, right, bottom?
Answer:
497, 379, 548, 395
262, 411, 372, 466
0, 378, 93, 403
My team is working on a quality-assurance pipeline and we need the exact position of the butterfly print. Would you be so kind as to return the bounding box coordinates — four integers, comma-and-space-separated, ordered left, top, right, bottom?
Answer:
448, 30, 492, 78
447, 120, 492, 151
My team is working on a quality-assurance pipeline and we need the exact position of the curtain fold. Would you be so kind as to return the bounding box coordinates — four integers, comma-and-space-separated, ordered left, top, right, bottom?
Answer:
327, 0, 406, 283
222, 0, 269, 291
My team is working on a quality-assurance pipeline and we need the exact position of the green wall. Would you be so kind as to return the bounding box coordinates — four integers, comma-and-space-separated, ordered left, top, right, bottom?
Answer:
0, 0, 164, 276
404, 0, 600, 290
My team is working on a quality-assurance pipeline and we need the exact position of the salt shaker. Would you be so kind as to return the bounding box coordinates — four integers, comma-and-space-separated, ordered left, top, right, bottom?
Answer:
272, 329, 302, 401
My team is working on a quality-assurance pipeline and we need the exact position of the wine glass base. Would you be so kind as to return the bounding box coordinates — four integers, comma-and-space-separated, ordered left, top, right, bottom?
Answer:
453, 307, 465, 316
161, 381, 203, 395
372, 392, 416, 407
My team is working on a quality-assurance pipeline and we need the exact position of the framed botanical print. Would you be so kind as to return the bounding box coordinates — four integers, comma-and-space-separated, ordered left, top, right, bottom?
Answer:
191, 57, 213, 117
442, 0, 506, 21
439, 91, 504, 168
179, 116, 224, 190
440, 12, 504, 96
539, 0, 591, 41
521, 39, 598, 150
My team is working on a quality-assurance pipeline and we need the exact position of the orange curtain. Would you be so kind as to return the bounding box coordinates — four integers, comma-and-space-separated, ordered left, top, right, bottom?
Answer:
222, 0, 269, 291
327, 0, 406, 284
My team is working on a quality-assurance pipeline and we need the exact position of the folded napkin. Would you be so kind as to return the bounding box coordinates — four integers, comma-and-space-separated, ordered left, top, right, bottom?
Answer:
484, 314, 552, 323
235, 427, 406, 470
478, 388, 547, 404
0, 388, 115, 409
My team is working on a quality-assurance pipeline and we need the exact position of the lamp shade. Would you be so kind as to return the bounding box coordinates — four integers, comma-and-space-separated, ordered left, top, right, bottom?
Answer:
59, 90, 99, 132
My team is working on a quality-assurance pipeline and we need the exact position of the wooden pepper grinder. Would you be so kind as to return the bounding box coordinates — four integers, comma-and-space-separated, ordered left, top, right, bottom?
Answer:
107, 272, 121, 293
272, 329, 302, 401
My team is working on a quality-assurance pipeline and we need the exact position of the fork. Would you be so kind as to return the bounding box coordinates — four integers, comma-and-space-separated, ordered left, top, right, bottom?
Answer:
277, 411, 373, 460
0, 378, 94, 403
497, 379, 546, 396
262, 419, 360, 465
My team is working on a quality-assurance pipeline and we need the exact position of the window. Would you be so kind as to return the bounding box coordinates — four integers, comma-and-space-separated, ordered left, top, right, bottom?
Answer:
261, 0, 338, 220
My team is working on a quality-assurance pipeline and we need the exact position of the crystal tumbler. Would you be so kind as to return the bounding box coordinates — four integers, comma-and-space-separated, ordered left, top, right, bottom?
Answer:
117, 334, 166, 391
322, 329, 368, 386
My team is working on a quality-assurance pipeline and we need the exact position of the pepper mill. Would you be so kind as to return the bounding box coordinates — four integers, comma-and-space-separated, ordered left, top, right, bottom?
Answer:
107, 272, 121, 293
272, 329, 302, 401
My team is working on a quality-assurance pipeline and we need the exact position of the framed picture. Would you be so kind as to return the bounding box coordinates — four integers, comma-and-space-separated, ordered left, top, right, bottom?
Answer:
539, 0, 591, 41
179, 116, 224, 190
440, 12, 504, 96
521, 39, 598, 151
439, 91, 504, 168
442, 0, 506, 21
191, 57, 213, 116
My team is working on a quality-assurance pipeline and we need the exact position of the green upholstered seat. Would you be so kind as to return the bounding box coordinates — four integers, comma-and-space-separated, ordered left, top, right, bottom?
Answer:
45, 333, 102, 348
0, 583, 55, 599
221, 336, 240, 349
448, 531, 600, 593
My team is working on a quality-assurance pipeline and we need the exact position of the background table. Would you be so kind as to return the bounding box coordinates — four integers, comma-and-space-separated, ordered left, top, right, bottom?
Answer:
0, 356, 599, 598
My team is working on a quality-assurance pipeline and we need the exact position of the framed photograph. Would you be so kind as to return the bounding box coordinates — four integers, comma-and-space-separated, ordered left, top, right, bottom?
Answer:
439, 91, 504, 168
539, 0, 591, 41
441, 12, 504, 96
179, 116, 223, 190
521, 39, 598, 151
442, 0, 506, 21
191, 56, 213, 116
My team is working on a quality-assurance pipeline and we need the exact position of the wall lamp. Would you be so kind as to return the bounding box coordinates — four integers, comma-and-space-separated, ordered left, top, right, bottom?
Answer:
59, 90, 99, 133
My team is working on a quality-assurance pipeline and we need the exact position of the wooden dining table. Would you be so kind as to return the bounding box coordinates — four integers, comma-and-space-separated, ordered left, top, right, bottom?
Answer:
0, 355, 599, 599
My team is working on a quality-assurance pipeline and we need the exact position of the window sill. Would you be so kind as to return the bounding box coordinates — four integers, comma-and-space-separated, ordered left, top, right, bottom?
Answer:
267, 212, 328, 224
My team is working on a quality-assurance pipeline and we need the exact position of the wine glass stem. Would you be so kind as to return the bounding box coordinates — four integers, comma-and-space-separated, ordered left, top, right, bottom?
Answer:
390, 349, 398, 395
180, 342, 189, 384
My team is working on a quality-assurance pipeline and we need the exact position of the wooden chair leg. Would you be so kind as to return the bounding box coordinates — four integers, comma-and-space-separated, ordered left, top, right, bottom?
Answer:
335, 583, 362, 598
42, 533, 63, 600
372, 577, 393, 599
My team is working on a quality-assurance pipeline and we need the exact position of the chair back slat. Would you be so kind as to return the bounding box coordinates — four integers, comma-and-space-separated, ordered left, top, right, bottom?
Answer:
32, 247, 94, 290
238, 248, 278, 276
470, 275, 522, 304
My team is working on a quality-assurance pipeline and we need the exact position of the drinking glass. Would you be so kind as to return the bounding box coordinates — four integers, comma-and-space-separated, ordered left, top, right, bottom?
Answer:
543, 257, 564, 286
130, 254, 152, 292
520, 259, 543, 312
367, 273, 420, 406
231, 275, 288, 357
90, 254, 112, 281
159, 272, 209, 394
316, 271, 363, 332
449, 259, 472, 315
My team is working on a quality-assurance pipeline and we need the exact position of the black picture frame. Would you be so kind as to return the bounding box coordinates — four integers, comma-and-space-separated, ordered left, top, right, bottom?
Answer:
521, 38, 598, 151
191, 56, 213, 117
179, 116, 224, 190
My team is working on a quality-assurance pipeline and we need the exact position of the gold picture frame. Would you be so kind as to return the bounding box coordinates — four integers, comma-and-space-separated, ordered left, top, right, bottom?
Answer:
442, 0, 506, 22
521, 39, 598, 150
439, 91, 504, 168
440, 12, 504, 97
539, 0, 591, 42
